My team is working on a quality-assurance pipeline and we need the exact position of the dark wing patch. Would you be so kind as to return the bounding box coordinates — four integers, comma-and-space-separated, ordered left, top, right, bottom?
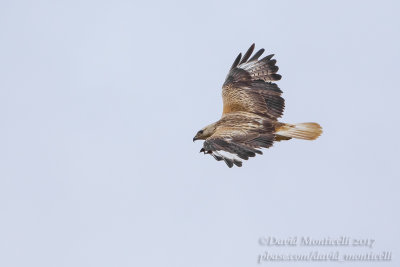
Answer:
222, 44, 284, 119
227, 44, 281, 83
204, 138, 262, 160
241, 54, 282, 82
241, 83, 285, 119
243, 134, 275, 148
201, 116, 276, 167
202, 135, 274, 168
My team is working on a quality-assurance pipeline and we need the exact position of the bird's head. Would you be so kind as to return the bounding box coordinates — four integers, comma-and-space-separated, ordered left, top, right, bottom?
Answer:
193, 123, 217, 142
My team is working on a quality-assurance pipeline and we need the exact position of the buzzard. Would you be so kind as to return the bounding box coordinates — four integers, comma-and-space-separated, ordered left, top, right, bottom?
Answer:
193, 44, 322, 168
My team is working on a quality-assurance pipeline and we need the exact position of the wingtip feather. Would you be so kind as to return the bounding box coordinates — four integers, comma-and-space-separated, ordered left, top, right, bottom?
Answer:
231, 53, 242, 70
239, 43, 255, 65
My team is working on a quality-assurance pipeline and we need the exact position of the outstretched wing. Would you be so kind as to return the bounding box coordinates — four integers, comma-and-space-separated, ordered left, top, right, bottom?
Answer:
200, 112, 276, 168
222, 44, 284, 120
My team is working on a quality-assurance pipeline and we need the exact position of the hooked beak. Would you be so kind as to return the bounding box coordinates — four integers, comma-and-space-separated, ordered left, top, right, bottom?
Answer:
193, 136, 198, 142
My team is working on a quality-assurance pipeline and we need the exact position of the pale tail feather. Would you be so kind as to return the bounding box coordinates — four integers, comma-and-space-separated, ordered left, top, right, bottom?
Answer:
276, 122, 322, 140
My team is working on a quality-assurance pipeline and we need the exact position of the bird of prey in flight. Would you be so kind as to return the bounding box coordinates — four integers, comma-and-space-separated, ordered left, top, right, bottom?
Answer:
193, 44, 322, 168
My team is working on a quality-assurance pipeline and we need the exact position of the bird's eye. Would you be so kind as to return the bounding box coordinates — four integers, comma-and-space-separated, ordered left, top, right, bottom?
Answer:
198, 130, 204, 134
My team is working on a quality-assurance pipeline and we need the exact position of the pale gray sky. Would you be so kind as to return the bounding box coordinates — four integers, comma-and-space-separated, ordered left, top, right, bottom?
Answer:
0, 0, 399, 266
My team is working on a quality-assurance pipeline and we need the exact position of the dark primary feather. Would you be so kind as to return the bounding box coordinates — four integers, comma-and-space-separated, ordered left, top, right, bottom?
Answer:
204, 138, 261, 160
202, 132, 274, 168
248, 48, 265, 62
223, 44, 284, 120
239, 43, 255, 64
233, 159, 242, 167
223, 158, 234, 168
226, 44, 282, 83
200, 112, 277, 167
230, 53, 242, 70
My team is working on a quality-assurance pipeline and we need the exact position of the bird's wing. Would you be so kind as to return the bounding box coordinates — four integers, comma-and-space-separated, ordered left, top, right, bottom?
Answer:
222, 44, 284, 120
201, 112, 275, 168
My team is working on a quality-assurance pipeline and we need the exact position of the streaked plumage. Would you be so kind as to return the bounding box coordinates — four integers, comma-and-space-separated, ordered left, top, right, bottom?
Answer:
193, 44, 322, 167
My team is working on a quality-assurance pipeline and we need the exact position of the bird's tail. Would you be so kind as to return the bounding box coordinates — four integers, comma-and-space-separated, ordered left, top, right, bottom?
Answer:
276, 122, 322, 140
